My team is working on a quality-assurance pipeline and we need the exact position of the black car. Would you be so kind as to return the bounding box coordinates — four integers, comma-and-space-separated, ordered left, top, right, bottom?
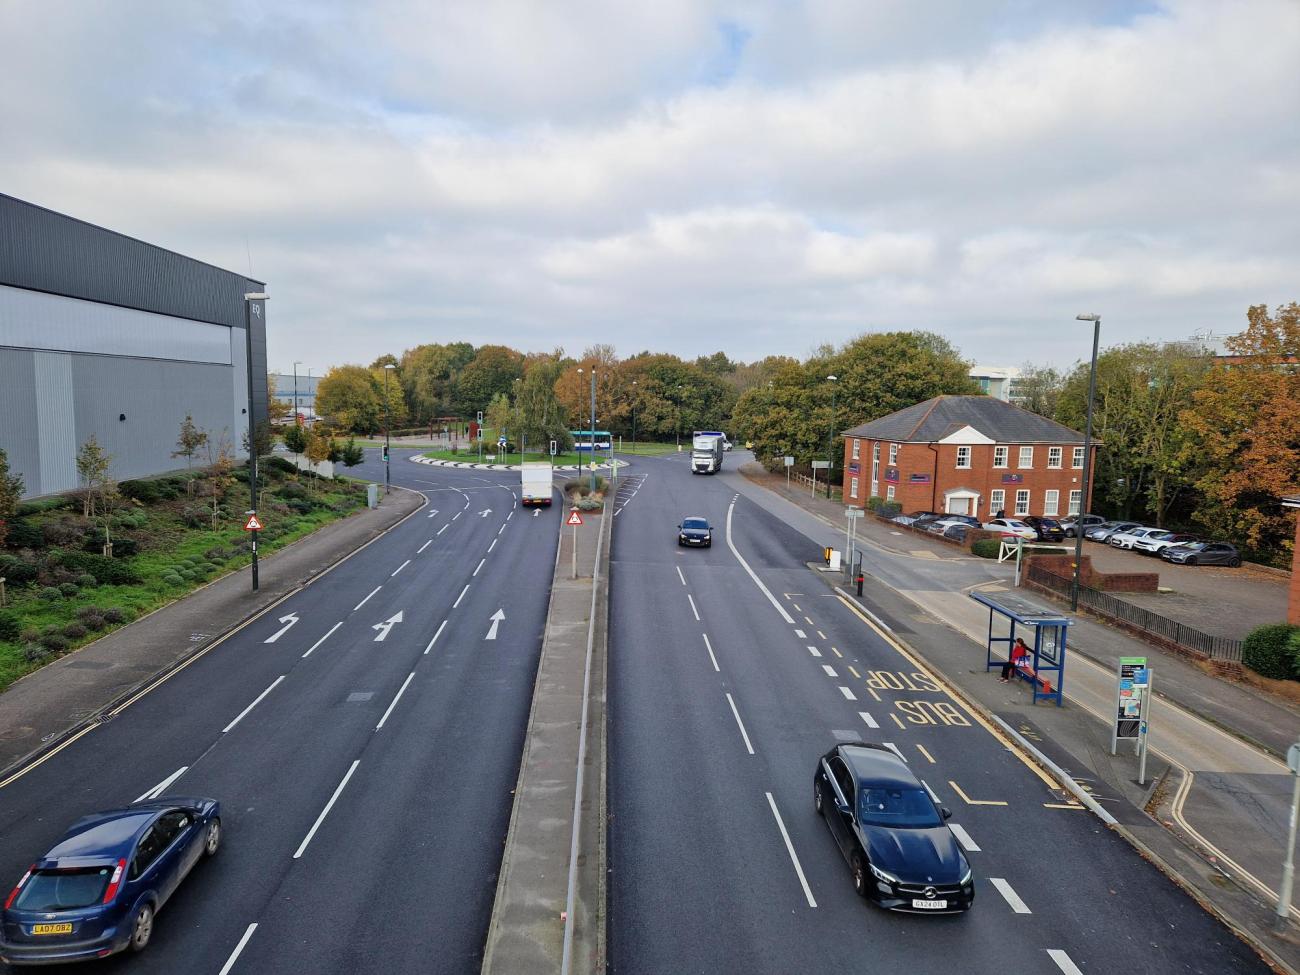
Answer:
1160, 540, 1241, 567
1021, 516, 1065, 542
677, 517, 712, 547
814, 742, 973, 913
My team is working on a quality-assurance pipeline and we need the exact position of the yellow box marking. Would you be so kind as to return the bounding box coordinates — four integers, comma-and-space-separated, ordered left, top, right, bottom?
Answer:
867, 686, 882, 702
890, 713, 906, 730
916, 744, 936, 764
948, 780, 1007, 806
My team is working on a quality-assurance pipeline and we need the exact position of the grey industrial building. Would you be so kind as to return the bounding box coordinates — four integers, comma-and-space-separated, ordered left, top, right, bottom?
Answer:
0, 194, 268, 499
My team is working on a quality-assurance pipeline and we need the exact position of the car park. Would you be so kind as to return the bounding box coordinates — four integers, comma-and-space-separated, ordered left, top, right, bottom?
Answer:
1161, 541, 1242, 567
1, 798, 221, 966
1085, 521, 1141, 542
677, 517, 712, 547
1021, 516, 1065, 542
1108, 526, 1165, 550
1060, 514, 1105, 537
814, 742, 973, 913
1131, 531, 1199, 555
924, 515, 980, 535
981, 518, 1036, 540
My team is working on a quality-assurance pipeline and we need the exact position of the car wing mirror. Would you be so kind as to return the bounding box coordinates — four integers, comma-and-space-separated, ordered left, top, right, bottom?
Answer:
940, 806, 952, 820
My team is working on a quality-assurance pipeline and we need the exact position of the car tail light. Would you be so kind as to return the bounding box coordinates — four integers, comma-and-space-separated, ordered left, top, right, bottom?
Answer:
102, 859, 126, 904
4, 866, 34, 910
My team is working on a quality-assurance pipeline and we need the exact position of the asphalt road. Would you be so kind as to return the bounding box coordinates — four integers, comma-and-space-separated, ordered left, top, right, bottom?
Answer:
0, 449, 559, 974
607, 451, 1269, 974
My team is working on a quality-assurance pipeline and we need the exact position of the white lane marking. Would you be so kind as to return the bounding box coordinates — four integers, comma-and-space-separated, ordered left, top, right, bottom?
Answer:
687, 593, 701, 621
882, 742, 907, 762
217, 923, 258, 975
702, 633, 720, 672
794, 628, 806, 638
437, 524, 449, 535
949, 823, 981, 853
425, 620, 448, 654
765, 792, 817, 908
838, 686, 857, 700
488, 538, 498, 552
222, 676, 285, 734
134, 766, 188, 803
497, 524, 506, 536
474, 558, 486, 577
725, 693, 755, 755
807, 645, 822, 657
375, 672, 415, 730
676, 566, 687, 586
991, 878, 1032, 914
454, 585, 469, 608
353, 586, 381, 611
391, 559, 411, 577
921, 779, 940, 803
452, 511, 461, 521
822, 664, 838, 677
302, 621, 342, 659
507, 510, 514, 520
294, 760, 361, 859
726, 501, 795, 624
417, 540, 432, 554
858, 711, 879, 729
1046, 949, 1082, 973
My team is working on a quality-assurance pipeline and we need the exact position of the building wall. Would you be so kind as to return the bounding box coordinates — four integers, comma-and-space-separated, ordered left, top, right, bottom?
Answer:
841, 437, 1094, 519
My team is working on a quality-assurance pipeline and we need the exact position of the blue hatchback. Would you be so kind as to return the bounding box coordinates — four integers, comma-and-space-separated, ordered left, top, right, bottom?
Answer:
1, 797, 220, 966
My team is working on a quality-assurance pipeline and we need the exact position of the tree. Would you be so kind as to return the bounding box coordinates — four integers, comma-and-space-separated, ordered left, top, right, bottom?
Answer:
453, 345, 525, 416
341, 437, 365, 467
267, 375, 291, 425
1014, 364, 1065, 418
303, 428, 333, 491
204, 431, 235, 528
282, 423, 308, 455
0, 448, 24, 548
317, 365, 382, 434
1180, 303, 1300, 558
75, 435, 113, 519
484, 392, 514, 445
400, 342, 475, 423
173, 414, 209, 494
515, 357, 572, 453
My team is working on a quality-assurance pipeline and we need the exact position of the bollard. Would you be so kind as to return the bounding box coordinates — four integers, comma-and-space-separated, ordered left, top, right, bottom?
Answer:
856, 573, 864, 596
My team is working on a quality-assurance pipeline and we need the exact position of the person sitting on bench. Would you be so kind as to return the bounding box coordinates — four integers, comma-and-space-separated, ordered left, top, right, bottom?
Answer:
1000, 637, 1030, 682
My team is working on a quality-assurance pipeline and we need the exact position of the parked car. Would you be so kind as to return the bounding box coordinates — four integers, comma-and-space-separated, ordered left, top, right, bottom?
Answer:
1021, 516, 1066, 542
981, 518, 1036, 540
1131, 531, 1199, 555
1, 798, 221, 966
1107, 526, 1165, 550
1085, 521, 1141, 543
893, 511, 943, 526
814, 742, 973, 913
677, 516, 712, 547
924, 516, 981, 535
1160, 541, 1242, 567
1060, 514, 1106, 538
942, 524, 970, 543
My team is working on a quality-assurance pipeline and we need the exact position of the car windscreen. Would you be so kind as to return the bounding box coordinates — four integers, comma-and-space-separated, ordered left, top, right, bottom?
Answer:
682, 519, 708, 530
858, 787, 942, 828
13, 867, 112, 911
1178, 542, 1207, 551
1038, 519, 1060, 527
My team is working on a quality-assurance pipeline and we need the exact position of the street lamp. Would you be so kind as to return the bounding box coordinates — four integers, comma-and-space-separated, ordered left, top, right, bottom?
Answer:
1071, 314, 1101, 611
513, 377, 523, 464
383, 363, 396, 494
630, 379, 637, 454
675, 384, 684, 449
242, 292, 268, 592
293, 360, 302, 427
826, 374, 838, 499
588, 366, 598, 491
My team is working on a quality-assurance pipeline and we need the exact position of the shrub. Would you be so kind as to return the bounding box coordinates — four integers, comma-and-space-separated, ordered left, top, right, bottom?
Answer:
971, 539, 1002, 559
52, 551, 140, 586
577, 497, 603, 511
180, 507, 207, 528
0, 555, 38, 585
286, 498, 315, 515
102, 607, 129, 625
22, 642, 49, 663
120, 479, 163, 503
278, 481, 308, 500
865, 496, 884, 512
20, 627, 39, 643
39, 586, 62, 601
43, 520, 87, 547
76, 573, 97, 589
77, 608, 106, 631
62, 623, 88, 640
111, 538, 139, 557
15, 496, 73, 516
5, 521, 45, 549
38, 632, 69, 652
0, 611, 19, 643
591, 475, 608, 494
58, 582, 80, 598
1238, 623, 1300, 680
265, 456, 298, 475
879, 501, 902, 518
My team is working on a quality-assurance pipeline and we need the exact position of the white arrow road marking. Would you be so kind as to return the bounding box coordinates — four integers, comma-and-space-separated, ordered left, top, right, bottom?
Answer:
372, 611, 404, 642
533, 509, 540, 517
486, 608, 505, 640
134, 766, 189, 803
426, 509, 439, 518
263, 613, 299, 643
479, 508, 492, 518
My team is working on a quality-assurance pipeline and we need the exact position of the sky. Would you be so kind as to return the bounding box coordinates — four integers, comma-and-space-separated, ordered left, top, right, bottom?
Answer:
2, 0, 1296, 375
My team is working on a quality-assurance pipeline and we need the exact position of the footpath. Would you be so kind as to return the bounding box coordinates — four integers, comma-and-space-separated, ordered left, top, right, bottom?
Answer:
727, 460, 1300, 974
0, 488, 424, 783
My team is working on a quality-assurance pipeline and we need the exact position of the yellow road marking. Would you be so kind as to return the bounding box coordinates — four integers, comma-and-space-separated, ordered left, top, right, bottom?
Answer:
867, 686, 881, 702
916, 744, 936, 764
948, 780, 1007, 806
891, 713, 905, 730
817, 630, 827, 639
792, 603, 802, 612
804, 616, 814, 626
848, 665, 861, 679
831, 647, 843, 658
1044, 802, 1085, 810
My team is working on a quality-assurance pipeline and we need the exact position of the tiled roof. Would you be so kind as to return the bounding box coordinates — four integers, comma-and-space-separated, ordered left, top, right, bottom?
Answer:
842, 395, 1087, 444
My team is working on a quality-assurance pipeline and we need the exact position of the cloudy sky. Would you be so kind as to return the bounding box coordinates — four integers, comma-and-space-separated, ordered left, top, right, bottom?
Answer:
2, 0, 1296, 374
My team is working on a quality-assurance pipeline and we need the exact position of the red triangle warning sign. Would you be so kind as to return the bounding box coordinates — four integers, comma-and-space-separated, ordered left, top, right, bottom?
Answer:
566, 510, 584, 526
244, 514, 264, 531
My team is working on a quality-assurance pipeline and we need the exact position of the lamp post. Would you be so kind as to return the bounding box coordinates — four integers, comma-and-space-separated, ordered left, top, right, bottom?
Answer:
513, 377, 522, 465
293, 360, 301, 427
307, 368, 314, 422
630, 379, 637, 454
675, 384, 684, 449
588, 366, 598, 491
826, 374, 838, 499
243, 292, 268, 592
383, 363, 396, 494
1072, 314, 1101, 611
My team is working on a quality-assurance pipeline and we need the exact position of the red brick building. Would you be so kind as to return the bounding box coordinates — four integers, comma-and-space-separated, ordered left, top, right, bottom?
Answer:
840, 395, 1097, 521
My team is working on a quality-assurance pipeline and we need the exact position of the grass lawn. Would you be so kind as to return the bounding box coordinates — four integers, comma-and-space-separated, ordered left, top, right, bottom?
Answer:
0, 461, 368, 693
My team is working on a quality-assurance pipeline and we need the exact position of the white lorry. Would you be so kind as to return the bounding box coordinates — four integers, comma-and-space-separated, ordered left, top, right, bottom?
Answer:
691, 431, 726, 474
520, 462, 553, 506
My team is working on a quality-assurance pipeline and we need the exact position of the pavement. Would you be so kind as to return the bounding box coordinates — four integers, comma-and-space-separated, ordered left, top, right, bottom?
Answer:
726, 456, 1300, 972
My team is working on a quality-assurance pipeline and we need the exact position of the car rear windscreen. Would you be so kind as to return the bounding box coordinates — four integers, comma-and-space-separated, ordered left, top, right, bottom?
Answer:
14, 867, 112, 910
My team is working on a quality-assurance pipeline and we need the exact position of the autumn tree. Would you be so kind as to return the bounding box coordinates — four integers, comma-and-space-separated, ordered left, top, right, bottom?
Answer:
75, 435, 113, 518
1014, 364, 1065, 418
400, 342, 475, 423
267, 375, 291, 425
205, 432, 235, 527
303, 428, 333, 491
173, 414, 208, 494
516, 357, 572, 453
453, 345, 525, 416
317, 365, 381, 434
0, 448, 24, 548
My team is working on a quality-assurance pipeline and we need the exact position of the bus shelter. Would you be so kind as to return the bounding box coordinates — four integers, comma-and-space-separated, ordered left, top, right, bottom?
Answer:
970, 590, 1071, 706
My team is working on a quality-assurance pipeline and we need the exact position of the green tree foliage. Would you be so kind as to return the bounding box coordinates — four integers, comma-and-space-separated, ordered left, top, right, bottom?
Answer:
75, 435, 113, 519
282, 423, 309, 454
515, 357, 573, 452
317, 365, 381, 434
1014, 364, 1065, 418
453, 345, 525, 416
172, 414, 209, 494
341, 437, 365, 467
400, 342, 475, 422
373, 363, 407, 430
0, 448, 24, 547
484, 392, 514, 444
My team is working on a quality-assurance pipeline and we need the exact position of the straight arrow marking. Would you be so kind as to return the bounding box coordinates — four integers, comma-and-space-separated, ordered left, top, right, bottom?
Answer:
486, 608, 505, 640
372, 611, 404, 642
263, 613, 299, 644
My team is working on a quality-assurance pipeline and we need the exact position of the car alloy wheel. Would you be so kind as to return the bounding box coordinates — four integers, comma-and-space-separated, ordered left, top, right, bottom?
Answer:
1185, 556, 1197, 565
130, 903, 154, 953
852, 855, 869, 898
1229, 557, 1241, 567
204, 818, 221, 857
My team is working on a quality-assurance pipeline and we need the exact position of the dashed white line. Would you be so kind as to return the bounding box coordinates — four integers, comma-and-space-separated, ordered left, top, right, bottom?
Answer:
725, 693, 755, 755
474, 558, 486, 577
353, 586, 381, 611
949, 823, 981, 853
497, 524, 506, 535
882, 742, 907, 762
425, 620, 447, 654
507, 510, 514, 520
452, 511, 461, 520
687, 593, 701, 621
794, 628, 806, 638
375, 672, 415, 730
991, 878, 1032, 914
858, 711, 879, 729
437, 524, 449, 535
294, 759, 361, 859
822, 664, 838, 678
391, 559, 411, 577
1046, 949, 1082, 974
838, 685, 857, 700
765, 792, 817, 908
134, 766, 188, 803
418, 540, 432, 554
217, 923, 258, 975
921, 779, 940, 803
223, 676, 285, 734
302, 621, 342, 659
807, 645, 822, 657
702, 633, 720, 672
453, 585, 469, 608
676, 566, 687, 586
488, 538, 498, 552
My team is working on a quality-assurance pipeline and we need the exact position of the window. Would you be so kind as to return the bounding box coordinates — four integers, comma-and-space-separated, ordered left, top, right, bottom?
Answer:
131, 827, 165, 879
993, 446, 1007, 468
889, 443, 899, 465
828, 756, 855, 806
852, 439, 860, 460
990, 489, 1005, 514
1072, 446, 1085, 469
1048, 447, 1062, 469
1015, 489, 1030, 516
1044, 490, 1059, 516
1068, 490, 1082, 515
873, 442, 880, 461
886, 485, 895, 501
956, 446, 971, 469
1018, 446, 1033, 468
850, 476, 859, 499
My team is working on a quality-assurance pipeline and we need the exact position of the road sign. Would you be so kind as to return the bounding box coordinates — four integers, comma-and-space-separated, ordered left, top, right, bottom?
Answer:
811, 460, 830, 469
844, 508, 863, 519
498, 436, 507, 446
243, 514, 264, 531
783, 456, 794, 467
567, 510, 584, 526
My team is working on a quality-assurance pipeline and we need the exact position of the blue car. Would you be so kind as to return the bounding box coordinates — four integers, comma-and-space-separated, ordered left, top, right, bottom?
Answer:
1, 797, 220, 966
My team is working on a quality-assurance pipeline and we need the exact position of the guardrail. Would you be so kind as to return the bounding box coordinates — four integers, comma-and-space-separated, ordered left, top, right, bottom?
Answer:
1025, 565, 1243, 662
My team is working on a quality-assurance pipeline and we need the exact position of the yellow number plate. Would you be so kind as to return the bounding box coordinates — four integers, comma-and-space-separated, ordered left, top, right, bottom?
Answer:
33, 923, 73, 935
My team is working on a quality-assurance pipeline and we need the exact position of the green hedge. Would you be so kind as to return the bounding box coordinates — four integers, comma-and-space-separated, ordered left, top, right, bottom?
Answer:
1242, 622, 1300, 680
50, 551, 141, 586
971, 539, 1001, 559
